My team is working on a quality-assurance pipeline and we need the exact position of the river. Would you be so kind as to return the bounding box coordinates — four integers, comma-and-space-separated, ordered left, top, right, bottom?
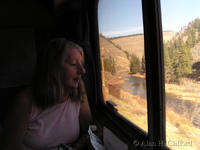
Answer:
116, 75, 147, 98
115, 75, 184, 101
116, 75, 180, 100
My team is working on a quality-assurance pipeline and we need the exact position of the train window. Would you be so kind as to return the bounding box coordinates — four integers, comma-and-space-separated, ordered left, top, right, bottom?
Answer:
161, 0, 200, 149
98, 0, 147, 132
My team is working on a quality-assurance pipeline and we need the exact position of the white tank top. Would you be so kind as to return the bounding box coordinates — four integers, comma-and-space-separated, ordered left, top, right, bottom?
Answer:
22, 98, 81, 150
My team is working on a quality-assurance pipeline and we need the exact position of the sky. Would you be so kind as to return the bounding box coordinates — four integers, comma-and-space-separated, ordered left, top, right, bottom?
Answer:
98, 0, 200, 38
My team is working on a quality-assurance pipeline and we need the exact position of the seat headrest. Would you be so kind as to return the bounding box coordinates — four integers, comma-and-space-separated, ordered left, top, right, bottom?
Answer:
0, 28, 36, 88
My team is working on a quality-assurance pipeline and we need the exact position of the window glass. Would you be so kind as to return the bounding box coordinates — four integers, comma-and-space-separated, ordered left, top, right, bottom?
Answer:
98, 0, 147, 132
161, 0, 200, 149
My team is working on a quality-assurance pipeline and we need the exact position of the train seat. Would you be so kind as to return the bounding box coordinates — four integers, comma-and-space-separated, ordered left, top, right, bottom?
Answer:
0, 28, 36, 124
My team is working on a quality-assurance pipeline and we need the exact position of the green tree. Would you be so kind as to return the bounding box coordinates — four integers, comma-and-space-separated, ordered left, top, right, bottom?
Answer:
104, 56, 116, 75
190, 28, 197, 47
141, 55, 146, 73
163, 43, 172, 83
130, 54, 140, 74
170, 37, 192, 82
124, 50, 130, 60
171, 48, 181, 82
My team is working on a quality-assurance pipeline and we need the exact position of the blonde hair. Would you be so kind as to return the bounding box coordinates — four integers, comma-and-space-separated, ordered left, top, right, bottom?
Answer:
32, 38, 86, 109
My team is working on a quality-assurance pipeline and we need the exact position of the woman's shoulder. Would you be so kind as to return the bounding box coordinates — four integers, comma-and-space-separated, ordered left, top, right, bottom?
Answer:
2, 87, 32, 128
12, 87, 32, 116
15, 87, 32, 105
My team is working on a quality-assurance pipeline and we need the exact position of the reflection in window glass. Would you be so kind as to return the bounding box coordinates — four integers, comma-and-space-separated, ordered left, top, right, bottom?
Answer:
161, 0, 200, 149
98, 0, 147, 132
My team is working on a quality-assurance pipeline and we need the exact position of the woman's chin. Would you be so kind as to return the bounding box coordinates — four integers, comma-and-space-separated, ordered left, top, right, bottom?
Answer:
65, 85, 78, 91
71, 84, 79, 89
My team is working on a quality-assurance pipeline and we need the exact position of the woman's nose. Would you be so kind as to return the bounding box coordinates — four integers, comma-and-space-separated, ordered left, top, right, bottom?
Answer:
78, 64, 86, 75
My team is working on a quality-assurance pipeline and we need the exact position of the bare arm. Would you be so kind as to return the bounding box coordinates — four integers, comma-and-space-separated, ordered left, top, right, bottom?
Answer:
0, 89, 31, 150
74, 95, 92, 150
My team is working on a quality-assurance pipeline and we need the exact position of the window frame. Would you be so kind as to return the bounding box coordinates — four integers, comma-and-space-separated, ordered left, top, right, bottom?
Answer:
142, 0, 166, 147
90, 0, 168, 149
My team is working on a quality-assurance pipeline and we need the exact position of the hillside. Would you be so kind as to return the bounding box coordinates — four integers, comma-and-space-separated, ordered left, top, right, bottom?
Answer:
110, 34, 144, 60
99, 31, 176, 75
162, 30, 176, 42
108, 31, 176, 59
99, 36, 129, 75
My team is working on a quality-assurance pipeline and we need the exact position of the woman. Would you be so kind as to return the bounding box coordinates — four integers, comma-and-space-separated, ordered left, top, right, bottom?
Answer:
0, 38, 92, 150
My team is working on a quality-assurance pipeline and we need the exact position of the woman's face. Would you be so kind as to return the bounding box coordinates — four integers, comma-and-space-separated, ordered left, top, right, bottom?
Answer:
59, 46, 85, 90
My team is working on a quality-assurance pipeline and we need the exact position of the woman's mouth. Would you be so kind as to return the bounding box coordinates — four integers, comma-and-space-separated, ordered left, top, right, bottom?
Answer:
73, 78, 80, 82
